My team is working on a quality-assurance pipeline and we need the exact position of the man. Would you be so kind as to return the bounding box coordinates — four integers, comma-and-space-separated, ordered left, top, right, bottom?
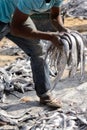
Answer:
0, 0, 67, 108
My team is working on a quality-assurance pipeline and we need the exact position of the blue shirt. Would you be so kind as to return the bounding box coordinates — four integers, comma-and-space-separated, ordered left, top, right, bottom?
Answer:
0, 0, 63, 23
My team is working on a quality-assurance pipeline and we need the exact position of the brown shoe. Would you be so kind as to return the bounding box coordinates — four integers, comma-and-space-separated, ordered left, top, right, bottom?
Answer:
40, 91, 62, 108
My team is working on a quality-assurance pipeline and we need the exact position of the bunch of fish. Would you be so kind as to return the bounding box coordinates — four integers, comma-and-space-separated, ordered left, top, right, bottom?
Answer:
21, 109, 87, 130
45, 31, 87, 85
0, 107, 87, 130
0, 58, 34, 102
0, 46, 21, 55
61, 0, 87, 19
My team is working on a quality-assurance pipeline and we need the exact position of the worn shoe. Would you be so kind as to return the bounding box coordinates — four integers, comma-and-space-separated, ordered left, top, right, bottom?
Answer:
39, 91, 62, 108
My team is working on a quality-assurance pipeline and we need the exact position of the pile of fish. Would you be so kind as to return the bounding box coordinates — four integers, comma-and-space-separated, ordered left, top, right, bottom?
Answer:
0, 58, 34, 102
27, 109, 87, 130
0, 46, 21, 56
0, 107, 87, 130
45, 31, 87, 85
61, 0, 87, 19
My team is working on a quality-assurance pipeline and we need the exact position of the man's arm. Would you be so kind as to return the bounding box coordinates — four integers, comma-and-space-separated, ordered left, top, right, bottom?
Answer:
11, 8, 62, 47
50, 7, 67, 32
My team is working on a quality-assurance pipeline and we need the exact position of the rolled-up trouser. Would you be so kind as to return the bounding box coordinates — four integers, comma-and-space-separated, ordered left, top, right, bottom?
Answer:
0, 16, 52, 97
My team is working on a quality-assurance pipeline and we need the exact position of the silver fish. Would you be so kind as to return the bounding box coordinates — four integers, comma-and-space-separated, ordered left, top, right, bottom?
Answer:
64, 33, 78, 77
60, 35, 70, 59
63, 33, 72, 66
45, 43, 61, 76
71, 31, 85, 78
71, 32, 81, 66
53, 46, 67, 88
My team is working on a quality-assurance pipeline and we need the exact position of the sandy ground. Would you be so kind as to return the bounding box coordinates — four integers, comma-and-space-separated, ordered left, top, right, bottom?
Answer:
0, 38, 21, 66
64, 17, 87, 32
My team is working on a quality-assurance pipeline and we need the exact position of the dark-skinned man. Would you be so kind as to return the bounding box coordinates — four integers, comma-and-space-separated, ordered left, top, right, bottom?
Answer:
0, 0, 67, 108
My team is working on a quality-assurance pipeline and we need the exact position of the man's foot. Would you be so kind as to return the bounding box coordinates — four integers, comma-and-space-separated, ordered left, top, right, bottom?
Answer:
39, 91, 62, 108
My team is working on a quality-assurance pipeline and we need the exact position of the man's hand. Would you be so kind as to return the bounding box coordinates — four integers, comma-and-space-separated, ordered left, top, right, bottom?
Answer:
51, 32, 63, 47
